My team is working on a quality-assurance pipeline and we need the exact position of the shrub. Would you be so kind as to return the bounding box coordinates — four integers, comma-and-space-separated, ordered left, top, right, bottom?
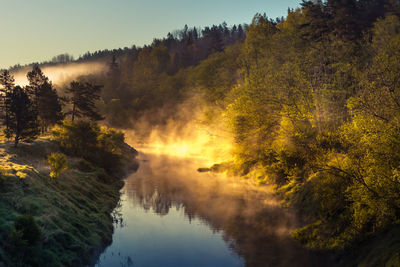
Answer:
48, 153, 68, 178
10, 215, 41, 247
52, 120, 125, 175
52, 120, 99, 159
8, 215, 43, 265
77, 159, 94, 172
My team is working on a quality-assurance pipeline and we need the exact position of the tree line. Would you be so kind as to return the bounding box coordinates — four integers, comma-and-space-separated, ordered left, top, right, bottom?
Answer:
3, 0, 400, 261
0, 66, 103, 147
64, 0, 400, 261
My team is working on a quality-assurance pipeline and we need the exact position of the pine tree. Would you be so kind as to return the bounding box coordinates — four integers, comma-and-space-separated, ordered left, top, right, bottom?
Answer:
66, 81, 104, 122
0, 70, 15, 135
300, 0, 331, 41
27, 65, 63, 132
6, 86, 39, 147
37, 81, 63, 132
327, 0, 361, 41
26, 64, 48, 103
237, 24, 245, 39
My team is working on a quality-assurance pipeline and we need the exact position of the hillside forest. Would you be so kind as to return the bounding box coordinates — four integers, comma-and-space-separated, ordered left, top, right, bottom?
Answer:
3, 0, 400, 265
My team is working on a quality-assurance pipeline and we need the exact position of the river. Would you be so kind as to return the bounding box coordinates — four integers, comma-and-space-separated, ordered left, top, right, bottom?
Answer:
95, 151, 331, 267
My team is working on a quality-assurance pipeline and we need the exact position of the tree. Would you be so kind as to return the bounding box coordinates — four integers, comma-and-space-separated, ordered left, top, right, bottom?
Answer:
36, 81, 63, 132
26, 65, 63, 132
6, 86, 39, 147
52, 120, 125, 174
0, 70, 15, 135
0, 70, 15, 92
26, 64, 48, 103
48, 153, 68, 178
51, 53, 74, 63
327, 0, 361, 41
300, 0, 331, 41
66, 81, 104, 121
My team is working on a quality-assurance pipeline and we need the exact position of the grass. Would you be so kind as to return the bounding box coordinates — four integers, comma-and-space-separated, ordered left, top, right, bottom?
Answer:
337, 224, 400, 266
0, 137, 136, 266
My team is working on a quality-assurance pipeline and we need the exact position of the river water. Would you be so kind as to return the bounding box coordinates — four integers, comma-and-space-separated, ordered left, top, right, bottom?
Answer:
95, 152, 329, 267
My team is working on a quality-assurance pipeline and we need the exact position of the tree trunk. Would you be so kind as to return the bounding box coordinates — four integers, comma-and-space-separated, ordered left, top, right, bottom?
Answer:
14, 135, 19, 148
71, 103, 76, 122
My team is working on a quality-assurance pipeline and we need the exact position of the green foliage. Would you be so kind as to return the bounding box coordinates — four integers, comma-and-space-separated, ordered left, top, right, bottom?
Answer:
0, 70, 15, 135
52, 120, 99, 158
52, 120, 125, 175
36, 81, 63, 131
27, 65, 63, 132
10, 215, 41, 247
6, 86, 39, 147
7, 215, 43, 266
0, 139, 125, 266
48, 153, 68, 178
2, 4, 400, 265
66, 81, 104, 122
193, 44, 241, 104
194, 8, 400, 261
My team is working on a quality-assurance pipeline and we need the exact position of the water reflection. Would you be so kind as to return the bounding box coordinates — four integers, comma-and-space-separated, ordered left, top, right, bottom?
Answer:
97, 153, 332, 267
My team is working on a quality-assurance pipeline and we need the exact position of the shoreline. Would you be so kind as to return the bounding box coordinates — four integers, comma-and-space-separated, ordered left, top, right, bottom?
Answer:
0, 138, 138, 267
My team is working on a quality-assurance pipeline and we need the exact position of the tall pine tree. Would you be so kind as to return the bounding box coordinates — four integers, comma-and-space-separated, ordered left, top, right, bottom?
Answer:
37, 81, 63, 132
0, 70, 15, 136
66, 81, 104, 122
27, 65, 63, 132
26, 64, 48, 103
6, 86, 39, 147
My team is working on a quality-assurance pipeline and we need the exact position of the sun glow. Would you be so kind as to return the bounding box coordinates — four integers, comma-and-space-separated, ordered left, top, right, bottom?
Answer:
126, 123, 233, 166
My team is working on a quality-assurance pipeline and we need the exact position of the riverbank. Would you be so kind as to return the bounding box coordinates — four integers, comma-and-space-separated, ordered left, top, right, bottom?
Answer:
0, 138, 138, 266
207, 161, 400, 266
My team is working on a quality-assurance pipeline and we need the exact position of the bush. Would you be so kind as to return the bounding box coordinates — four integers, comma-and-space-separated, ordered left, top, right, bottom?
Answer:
48, 153, 68, 178
10, 215, 41, 248
77, 159, 94, 172
52, 120, 99, 159
8, 215, 44, 265
52, 120, 125, 175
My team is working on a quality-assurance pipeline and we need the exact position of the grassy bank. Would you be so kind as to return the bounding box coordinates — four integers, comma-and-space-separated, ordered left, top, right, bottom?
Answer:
0, 138, 138, 266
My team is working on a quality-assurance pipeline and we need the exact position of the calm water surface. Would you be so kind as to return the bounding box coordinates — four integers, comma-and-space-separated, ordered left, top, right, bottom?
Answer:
96, 152, 329, 267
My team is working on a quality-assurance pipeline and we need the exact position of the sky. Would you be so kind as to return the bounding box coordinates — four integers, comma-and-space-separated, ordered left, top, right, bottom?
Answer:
0, 0, 300, 69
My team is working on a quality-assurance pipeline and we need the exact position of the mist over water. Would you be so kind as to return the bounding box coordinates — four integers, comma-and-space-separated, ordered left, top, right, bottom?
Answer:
96, 142, 331, 266
10, 59, 332, 266
96, 153, 244, 267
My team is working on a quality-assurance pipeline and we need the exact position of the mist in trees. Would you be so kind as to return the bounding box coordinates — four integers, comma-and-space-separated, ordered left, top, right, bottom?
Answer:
6, 86, 39, 147
0, 65, 104, 147
58, 2, 400, 261
2, 2, 400, 263
66, 81, 103, 122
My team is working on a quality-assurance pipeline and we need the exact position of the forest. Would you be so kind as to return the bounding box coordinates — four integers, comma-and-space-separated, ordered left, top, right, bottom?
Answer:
0, 52, 138, 266
2, 0, 400, 265
81, 0, 400, 257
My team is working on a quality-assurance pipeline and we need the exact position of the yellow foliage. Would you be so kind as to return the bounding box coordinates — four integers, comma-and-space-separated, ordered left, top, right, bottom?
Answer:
48, 153, 68, 179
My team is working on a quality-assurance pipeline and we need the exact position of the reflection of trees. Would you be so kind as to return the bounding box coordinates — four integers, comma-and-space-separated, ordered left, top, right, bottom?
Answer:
125, 177, 174, 216
143, 190, 172, 215
122, 155, 332, 266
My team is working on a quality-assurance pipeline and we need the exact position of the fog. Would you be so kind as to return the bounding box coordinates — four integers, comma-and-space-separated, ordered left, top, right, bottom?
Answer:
124, 96, 234, 165
12, 62, 106, 87
121, 102, 332, 266
8, 61, 332, 266
118, 150, 330, 266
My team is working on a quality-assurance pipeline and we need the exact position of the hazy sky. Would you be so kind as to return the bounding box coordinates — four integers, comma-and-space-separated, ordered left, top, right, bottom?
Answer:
0, 0, 300, 69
